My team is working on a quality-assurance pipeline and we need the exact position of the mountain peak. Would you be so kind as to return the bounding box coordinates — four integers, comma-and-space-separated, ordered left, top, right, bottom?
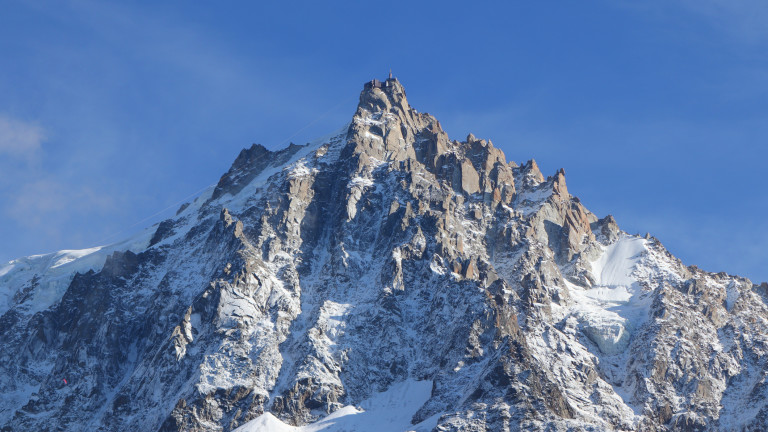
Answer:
358, 75, 409, 115
345, 76, 434, 164
2, 78, 767, 432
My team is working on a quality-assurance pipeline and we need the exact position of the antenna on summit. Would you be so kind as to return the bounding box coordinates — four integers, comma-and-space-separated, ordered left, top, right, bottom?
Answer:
389, 68, 392, 79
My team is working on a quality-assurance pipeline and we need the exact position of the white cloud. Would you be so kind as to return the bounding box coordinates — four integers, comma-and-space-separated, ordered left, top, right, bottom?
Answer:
0, 115, 45, 158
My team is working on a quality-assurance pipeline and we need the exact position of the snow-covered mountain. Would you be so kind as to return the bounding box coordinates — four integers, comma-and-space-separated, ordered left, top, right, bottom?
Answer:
1, 77, 767, 431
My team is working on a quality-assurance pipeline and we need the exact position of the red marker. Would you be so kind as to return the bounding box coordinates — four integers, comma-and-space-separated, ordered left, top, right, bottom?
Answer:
63, 378, 67, 385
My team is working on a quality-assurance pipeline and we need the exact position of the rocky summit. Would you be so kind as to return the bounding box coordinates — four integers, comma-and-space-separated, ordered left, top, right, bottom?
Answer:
1, 77, 767, 432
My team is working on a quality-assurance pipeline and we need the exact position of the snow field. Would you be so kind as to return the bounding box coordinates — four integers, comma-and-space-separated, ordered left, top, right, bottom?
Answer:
234, 379, 436, 432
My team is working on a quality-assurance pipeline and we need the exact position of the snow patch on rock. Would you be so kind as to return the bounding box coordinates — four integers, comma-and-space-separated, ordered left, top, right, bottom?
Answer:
567, 236, 651, 354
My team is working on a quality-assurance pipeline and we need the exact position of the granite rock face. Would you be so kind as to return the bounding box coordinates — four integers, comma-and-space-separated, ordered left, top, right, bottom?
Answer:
1, 77, 767, 431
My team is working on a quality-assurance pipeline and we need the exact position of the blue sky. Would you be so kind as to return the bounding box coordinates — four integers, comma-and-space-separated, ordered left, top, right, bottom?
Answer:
1, 0, 766, 282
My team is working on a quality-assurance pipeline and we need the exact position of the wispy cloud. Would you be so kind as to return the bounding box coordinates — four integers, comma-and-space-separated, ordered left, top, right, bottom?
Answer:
0, 114, 45, 159
4, 179, 115, 229
618, 0, 768, 45
678, 0, 768, 44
